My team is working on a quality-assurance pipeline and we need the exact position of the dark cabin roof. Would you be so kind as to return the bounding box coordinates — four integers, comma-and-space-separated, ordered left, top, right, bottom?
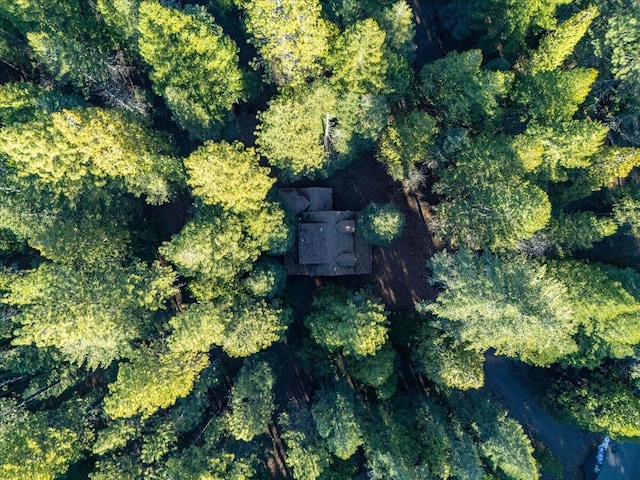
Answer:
279, 188, 371, 276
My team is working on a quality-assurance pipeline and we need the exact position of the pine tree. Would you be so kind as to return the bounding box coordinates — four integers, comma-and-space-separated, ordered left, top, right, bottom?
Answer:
137, 1, 245, 139
227, 361, 276, 442
104, 344, 209, 420
240, 0, 334, 87
184, 141, 274, 214
528, 5, 599, 73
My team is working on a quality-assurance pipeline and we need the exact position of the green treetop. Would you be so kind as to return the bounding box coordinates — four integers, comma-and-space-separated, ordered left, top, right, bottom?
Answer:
357, 202, 405, 246
104, 344, 209, 419
227, 361, 276, 442
0, 106, 181, 205
513, 68, 598, 124
420, 50, 513, 129
240, 0, 335, 88
159, 206, 289, 301
0, 398, 93, 480
311, 382, 364, 460
256, 81, 343, 180
305, 286, 389, 358
376, 110, 439, 181
184, 141, 275, 214
5, 261, 176, 369
328, 18, 392, 95
433, 134, 551, 251
138, 1, 245, 139
528, 5, 599, 74
549, 261, 640, 367
168, 297, 290, 358
425, 249, 578, 366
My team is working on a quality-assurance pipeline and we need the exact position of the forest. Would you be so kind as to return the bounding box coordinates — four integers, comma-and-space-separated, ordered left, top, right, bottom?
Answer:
0, 0, 639, 479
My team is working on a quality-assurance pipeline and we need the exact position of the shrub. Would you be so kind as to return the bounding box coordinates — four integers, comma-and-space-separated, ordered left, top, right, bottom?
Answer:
357, 203, 405, 246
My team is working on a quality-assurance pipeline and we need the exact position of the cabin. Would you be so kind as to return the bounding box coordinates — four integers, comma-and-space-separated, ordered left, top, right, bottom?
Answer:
279, 187, 372, 276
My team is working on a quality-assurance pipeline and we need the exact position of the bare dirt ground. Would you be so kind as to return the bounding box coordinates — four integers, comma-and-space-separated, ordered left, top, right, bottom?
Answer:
484, 354, 600, 480
314, 156, 439, 309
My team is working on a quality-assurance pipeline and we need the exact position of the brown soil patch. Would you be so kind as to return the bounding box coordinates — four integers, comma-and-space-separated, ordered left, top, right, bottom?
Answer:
313, 157, 440, 309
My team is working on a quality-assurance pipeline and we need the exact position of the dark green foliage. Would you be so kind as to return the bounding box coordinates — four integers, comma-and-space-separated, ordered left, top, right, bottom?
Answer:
312, 382, 364, 460
0, 0, 637, 476
357, 202, 405, 246
0, 0, 116, 90
432, 134, 551, 251
439, 0, 571, 58
548, 367, 640, 438
420, 50, 512, 129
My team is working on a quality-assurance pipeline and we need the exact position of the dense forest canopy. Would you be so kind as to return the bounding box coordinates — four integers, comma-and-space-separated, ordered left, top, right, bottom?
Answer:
0, 0, 639, 479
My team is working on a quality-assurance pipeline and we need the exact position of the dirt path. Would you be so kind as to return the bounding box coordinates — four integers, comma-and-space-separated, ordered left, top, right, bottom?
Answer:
484, 354, 598, 480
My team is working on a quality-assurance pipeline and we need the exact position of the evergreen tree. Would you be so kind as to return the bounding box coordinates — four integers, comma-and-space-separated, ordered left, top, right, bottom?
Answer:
328, 18, 398, 95
169, 297, 290, 358
138, 1, 245, 139
420, 50, 513, 129
439, 0, 571, 58
513, 68, 598, 124
184, 140, 275, 214
0, 0, 115, 90
528, 5, 599, 73
311, 382, 364, 460
104, 344, 210, 419
549, 367, 640, 438
0, 398, 93, 480
0, 106, 181, 204
357, 202, 405, 246
5, 261, 176, 369
160, 206, 289, 301
413, 322, 485, 390
240, 0, 334, 87
433, 134, 551, 250
376, 110, 439, 181
305, 286, 389, 358
227, 361, 276, 441
424, 249, 578, 365
256, 81, 344, 179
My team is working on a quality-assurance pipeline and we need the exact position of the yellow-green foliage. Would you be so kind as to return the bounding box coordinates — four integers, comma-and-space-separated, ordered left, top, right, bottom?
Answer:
0, 107, 180, 204
184, 141, 274, 214
169, 297, 290, 358
377, 110, 438, 180
241, 0, 334, 87
306, 286, 389, 358
227, 361, 275, 442
104, 345, 209, 419
6, 261, 176, 369
138, 1, 244, 139
529, 5, 599, 73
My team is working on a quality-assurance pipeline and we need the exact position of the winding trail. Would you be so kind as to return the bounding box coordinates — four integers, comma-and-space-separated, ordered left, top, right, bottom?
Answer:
484, 354, 598, 480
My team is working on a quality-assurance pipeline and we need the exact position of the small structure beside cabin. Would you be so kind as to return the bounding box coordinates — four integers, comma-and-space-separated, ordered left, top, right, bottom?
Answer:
279, 187, 372, 276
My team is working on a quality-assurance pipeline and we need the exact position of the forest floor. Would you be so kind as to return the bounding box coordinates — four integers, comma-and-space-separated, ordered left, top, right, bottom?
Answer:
483, 354, 601, 480
288, 155, 440, 310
